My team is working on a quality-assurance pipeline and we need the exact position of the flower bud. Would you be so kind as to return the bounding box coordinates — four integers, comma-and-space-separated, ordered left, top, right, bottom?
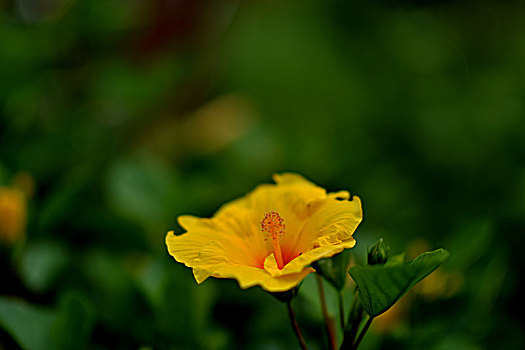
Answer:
368, 239, 390, 265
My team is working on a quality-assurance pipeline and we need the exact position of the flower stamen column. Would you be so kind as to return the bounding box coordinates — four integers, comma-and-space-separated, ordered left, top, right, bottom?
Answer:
261, 211, 286, 269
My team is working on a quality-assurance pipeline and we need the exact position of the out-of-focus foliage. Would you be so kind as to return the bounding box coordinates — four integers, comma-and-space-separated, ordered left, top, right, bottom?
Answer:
314, 249, 353, 292
0, 0, 524, 349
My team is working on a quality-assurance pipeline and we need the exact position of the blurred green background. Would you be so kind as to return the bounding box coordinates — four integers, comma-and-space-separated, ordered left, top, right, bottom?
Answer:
1, 0, 524, 349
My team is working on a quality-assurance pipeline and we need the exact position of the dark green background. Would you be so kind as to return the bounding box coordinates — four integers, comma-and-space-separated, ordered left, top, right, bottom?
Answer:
1, 0, 524, 349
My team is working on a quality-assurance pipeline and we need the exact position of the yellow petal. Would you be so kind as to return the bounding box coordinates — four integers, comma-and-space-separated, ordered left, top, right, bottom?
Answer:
262, 252, 317, 277
167, 215, 269, 268
279, 195, 362, 265
279, 239, 356, 275
196, 260, 314, 292
216, 173, 325, 220
310, 195, 362, 246
272, 173, 317, 186
190, 240, 314, 291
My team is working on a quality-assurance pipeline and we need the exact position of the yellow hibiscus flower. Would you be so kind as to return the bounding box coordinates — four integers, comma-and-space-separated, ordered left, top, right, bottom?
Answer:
0, 186, 27, 244
166, 173, 362, 292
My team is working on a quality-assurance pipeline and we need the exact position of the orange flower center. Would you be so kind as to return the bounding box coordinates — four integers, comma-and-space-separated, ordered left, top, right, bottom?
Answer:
261, 211, 285, 269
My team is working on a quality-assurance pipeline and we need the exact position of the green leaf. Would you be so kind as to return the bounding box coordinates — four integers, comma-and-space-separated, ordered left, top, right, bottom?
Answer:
0, 297, 56, 350
106, 153, 180, 232
385, 253, 405, 266
18, 241, 68, 293
51, 292, 94, 350
348, 248, 450, 317
313, 249, 352, 290
0, 293, 94, 350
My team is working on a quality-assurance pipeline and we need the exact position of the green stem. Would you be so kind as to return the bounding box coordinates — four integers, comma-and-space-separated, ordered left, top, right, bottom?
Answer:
287, 301, 308, 350
353, 316, 373, 349
338, 290, 345, 329
316, 274, 337, 350
340, 290, 364, 349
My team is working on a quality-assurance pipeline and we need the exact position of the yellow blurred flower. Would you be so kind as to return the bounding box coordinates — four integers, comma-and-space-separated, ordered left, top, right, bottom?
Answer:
182, 93, 255, 154
407, 238, 463, 300
13, 171, 36, 198
373, 292, 411, 334
0, 186, 27, 244
166, 173, 362, 292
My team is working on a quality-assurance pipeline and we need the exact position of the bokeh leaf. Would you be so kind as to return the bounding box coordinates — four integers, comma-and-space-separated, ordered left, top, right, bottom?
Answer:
51, 292, 94, 350
18, 241, 68, 293
106, 153, 180, 233
0, 294, 94, 350
0, 297, 56, 350
385, 253, 405, 266
349, 249, 449, 317
313, 249, 352, 290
